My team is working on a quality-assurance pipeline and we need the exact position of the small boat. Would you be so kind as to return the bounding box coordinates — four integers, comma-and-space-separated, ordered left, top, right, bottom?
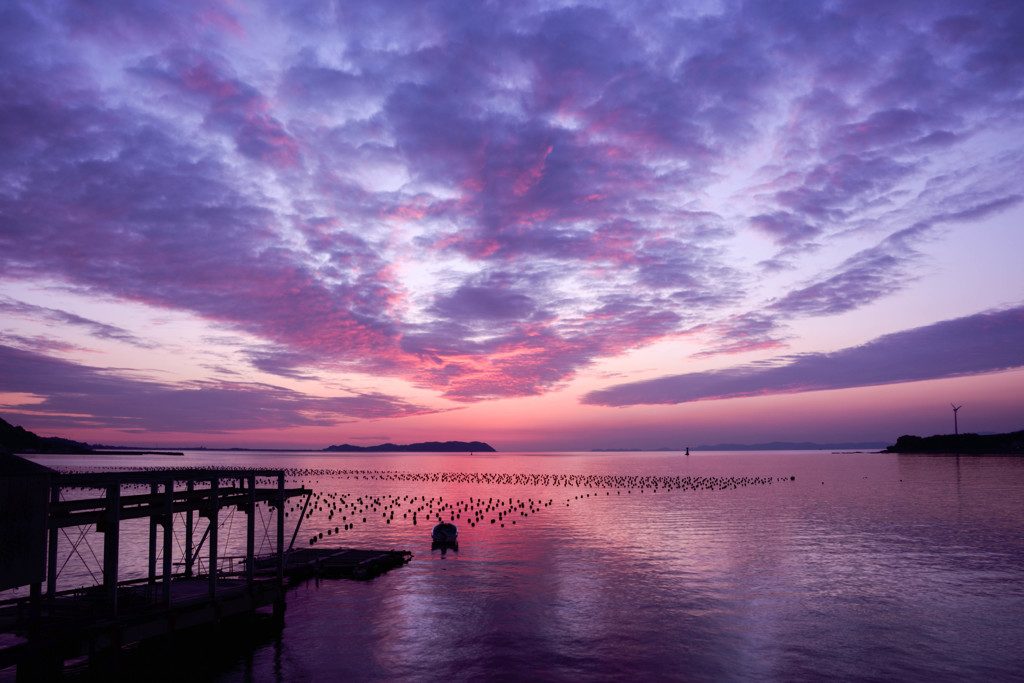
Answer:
431, 522, 458, 543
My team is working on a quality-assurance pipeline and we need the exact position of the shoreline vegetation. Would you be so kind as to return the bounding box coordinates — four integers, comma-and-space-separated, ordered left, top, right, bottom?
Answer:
0, 416, 109, 455
885, 430, 1024, 454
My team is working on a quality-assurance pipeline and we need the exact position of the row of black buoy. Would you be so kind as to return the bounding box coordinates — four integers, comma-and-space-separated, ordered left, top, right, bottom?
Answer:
304, 491, 560, 544
286, 469, 788, 491
298, 472, 794, 545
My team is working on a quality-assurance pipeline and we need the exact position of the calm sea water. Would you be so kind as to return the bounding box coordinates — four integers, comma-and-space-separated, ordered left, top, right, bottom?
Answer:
10, 450, 1024, 682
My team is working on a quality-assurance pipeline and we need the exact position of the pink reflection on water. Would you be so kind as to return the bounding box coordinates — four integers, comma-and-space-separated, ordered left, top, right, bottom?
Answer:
18, 450, 1024, 681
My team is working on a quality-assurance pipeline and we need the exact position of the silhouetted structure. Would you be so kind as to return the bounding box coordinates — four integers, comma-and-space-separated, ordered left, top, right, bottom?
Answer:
0, 464, 311, 679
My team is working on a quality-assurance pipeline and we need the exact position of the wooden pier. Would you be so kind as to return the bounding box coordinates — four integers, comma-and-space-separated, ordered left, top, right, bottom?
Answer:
1, 576, 284, 678
0, 460, 412, 680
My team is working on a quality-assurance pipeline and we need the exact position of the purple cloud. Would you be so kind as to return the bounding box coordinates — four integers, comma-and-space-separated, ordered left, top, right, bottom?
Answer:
431, 284, 540, 323
769, 193, 1024, 318
751, 213, 822, 248
769, 245, 913, 317
689, 314, 789, 358
0, 343, 434, 433
131, 50, 301, 168
1, 0, 1023, 410
0, 297, 154, 348
582, 306, 1024, 407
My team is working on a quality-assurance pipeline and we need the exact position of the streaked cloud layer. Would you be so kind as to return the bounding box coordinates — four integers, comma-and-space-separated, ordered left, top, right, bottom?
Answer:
1, 0, 1022, 447
583, 306, 1024, 406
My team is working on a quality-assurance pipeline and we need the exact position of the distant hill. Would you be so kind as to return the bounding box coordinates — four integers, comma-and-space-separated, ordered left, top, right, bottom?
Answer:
692, 441, 888, 451
0, 416, 94, 454
591, 447, 680, 452
0, 417, 496, 455
592, 441, 888, 452
324, 441, 496, 453
885, 430, 1024, 454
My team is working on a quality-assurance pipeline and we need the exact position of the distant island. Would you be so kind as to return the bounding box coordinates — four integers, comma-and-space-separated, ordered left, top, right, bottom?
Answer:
594, 441, 888, 452
885, 430, 1024, 454
591, 447, 681, 452
324, 441, 496, 453
0, 416, 496, 455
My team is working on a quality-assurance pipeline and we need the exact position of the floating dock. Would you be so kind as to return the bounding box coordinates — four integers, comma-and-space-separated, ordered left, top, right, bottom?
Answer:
255, 547, 413, 582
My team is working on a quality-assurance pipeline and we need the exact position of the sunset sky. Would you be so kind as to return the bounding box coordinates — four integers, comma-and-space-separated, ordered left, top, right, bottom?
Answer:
2, 0, 1022, 451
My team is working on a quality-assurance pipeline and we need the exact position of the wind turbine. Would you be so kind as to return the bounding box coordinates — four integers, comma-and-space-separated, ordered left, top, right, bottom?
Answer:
951, 403, 962, 436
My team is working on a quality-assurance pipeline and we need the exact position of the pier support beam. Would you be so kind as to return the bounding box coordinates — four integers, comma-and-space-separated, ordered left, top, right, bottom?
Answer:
163, 476, 174, 605
277, 475, 285, 583
46, 486, 59, 598
185, 479, 194, 578
149, 482, 159, 587
103, 481, 120, 616
208, 478, 218, 599
246, 475, 255, 586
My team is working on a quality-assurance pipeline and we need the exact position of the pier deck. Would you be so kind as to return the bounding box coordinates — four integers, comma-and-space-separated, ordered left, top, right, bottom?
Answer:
0, 576, 282, 674
1, 548, 414, 676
